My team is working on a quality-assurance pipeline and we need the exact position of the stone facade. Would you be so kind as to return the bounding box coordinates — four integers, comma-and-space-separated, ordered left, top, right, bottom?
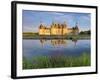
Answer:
39, 22, 79, 35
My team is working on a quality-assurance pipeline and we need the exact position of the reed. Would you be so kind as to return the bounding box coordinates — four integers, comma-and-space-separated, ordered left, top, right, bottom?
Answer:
23, 53, 90, 69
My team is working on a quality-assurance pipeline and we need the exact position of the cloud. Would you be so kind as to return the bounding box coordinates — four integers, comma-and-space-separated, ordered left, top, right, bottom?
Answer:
23, 26, 38, 32
50, 12, 65, 16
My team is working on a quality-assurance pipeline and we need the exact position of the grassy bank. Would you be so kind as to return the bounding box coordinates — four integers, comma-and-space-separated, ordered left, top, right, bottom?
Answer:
23, 53, 90, 69
23, 34, 90, 40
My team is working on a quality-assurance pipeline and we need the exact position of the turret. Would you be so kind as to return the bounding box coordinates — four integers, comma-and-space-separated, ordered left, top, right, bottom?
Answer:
75, 22, 79, 30
63, 21, 67, 27
39, 24, 44, 29
74, 22, 79, 35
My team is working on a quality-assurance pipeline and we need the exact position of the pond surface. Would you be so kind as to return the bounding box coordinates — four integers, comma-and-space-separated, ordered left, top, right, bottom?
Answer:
23, 39, 91, 59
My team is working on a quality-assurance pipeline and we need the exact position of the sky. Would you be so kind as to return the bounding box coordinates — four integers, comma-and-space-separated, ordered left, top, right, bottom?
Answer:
22, 10, 91, 32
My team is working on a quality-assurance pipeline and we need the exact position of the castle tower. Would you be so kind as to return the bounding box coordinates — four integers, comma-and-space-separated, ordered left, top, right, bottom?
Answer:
63, 21, 67, 27
74, 22, 79, 35
75, 22, 78, 28
39, 23, 45, 35
51, 22, 58, 35
63, 21, 67, 35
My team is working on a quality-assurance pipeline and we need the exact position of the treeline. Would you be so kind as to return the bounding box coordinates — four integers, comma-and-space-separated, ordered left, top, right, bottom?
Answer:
23, 32, 38, 35
79, 30, 91, 35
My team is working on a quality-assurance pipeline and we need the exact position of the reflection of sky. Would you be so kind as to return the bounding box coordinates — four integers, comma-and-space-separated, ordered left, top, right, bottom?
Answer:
23, 40, 90, 59
22, 10, 91, 32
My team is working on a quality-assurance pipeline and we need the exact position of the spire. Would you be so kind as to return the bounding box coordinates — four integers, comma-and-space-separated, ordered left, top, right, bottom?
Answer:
76, 22, 78, 25
75, 22, 78, 27
75, 22, 79, 29
52, 21, 55, 25
52, 18, 56, 25
39, 21, 44, 28
63, 21, 67, 27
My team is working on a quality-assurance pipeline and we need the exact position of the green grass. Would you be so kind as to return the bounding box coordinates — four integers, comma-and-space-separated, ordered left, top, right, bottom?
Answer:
23, 53, 91, 69
23, 34, 90, 40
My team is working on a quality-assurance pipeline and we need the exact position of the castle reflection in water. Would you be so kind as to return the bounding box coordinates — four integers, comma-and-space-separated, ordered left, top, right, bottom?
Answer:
40, 39, 78, 47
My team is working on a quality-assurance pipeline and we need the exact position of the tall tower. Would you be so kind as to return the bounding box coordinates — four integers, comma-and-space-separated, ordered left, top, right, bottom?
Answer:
62, 21, 67, 35
74, 22, 79, 34
39, 21, 46, 35
63, 21, 67, 27
75, 22, 78, 28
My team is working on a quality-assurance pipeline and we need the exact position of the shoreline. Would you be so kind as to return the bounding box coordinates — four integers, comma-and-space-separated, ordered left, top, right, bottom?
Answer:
23, 35, 90, 40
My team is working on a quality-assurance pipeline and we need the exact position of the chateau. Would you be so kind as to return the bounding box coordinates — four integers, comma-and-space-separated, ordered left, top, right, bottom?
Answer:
39, 22, 79, 35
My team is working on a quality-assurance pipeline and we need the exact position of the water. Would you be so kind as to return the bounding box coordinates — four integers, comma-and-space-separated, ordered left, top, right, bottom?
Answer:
23, 39, 90, 59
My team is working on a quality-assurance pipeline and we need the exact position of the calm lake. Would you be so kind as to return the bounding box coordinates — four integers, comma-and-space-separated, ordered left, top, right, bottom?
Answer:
23, 39, 91, 59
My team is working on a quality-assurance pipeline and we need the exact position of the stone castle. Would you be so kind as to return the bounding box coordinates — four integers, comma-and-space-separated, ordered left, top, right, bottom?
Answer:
39, 22, 79, 35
